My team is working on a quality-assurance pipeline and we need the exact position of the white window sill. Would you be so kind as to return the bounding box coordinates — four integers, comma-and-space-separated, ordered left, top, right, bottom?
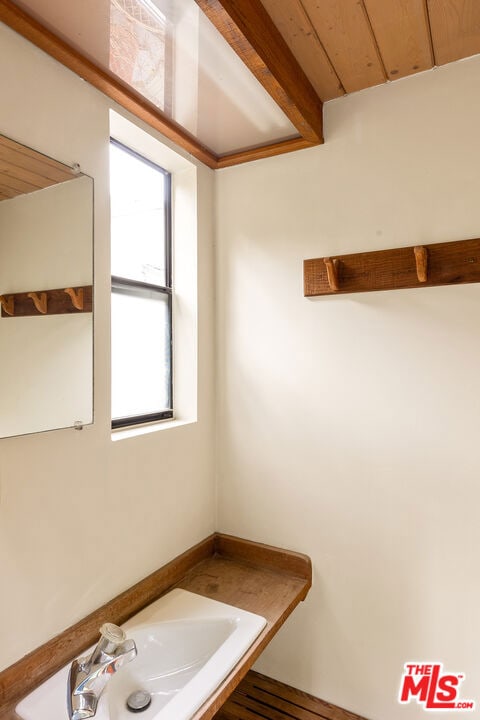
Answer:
111, 416, 196, 442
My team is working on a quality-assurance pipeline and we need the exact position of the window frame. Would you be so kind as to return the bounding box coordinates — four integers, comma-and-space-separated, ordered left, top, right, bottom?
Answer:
110, 138, 173, 429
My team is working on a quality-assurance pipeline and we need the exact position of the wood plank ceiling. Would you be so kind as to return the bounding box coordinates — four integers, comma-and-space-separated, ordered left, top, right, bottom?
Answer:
0, 133, 76, 202
1, 0, 480, 166
259, 0, 480, 101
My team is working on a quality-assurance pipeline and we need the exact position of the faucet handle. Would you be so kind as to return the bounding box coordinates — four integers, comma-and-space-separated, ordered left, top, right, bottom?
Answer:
89, 623, 127, 666
99, 623, 126, 646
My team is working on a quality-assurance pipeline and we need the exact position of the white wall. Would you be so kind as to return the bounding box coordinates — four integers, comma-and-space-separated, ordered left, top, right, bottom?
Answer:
0, 177, 93, 437
0, 22, 215, 670
216, 57, 480, 720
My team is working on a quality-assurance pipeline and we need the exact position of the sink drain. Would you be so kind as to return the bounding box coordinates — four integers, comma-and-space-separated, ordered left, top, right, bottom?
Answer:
126, 690, 152, 713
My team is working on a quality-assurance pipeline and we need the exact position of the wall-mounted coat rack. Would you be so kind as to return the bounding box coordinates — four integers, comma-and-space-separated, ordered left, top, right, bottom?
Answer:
304, 239, 480, 297
0, 285, 92, 317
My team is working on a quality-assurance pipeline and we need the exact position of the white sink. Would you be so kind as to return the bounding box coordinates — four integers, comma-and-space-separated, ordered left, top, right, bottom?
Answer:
16, 589, 266, 720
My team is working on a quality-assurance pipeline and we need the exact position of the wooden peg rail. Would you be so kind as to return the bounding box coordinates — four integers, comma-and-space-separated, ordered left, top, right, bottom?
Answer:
304, 238, 480, 297
0, 285, 92, 317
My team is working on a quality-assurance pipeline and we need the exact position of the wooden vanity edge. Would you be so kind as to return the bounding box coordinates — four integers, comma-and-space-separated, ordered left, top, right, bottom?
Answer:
214, 533, 312, 586
0, 533, 312, 720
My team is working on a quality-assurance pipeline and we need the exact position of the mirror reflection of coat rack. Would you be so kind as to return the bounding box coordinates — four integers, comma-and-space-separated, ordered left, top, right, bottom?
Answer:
0, 133, 93, 439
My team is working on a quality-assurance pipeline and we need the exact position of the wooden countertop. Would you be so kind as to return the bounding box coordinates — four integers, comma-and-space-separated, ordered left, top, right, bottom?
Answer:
0, 533, 312, 720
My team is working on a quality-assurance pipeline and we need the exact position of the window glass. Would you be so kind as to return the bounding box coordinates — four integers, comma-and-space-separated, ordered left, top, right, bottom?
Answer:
111, 289, 170, 419
110, 142, 167, 287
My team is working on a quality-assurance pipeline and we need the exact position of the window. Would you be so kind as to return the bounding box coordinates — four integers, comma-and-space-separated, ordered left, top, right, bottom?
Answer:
109, 0, 173, 115
110, 139, 173, 428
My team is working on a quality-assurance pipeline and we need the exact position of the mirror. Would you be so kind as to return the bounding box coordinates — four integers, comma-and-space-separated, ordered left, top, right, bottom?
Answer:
0, 133, 93, 439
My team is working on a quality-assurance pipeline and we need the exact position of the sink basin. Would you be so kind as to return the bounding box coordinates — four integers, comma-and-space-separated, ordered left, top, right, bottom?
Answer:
16, 589, 266, 720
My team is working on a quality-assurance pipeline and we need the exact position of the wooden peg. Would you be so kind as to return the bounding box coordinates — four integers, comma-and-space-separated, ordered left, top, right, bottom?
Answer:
324, 257, 340, 292
0, 295, 14, 316
27, 291, 47, 314
64, 287, 84, 310
414, 246, 428, 282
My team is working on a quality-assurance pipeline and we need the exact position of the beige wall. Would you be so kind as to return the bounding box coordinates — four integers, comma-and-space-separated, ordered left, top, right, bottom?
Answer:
216, 57, 480, 720
3, 14, 480, 720
0, 22, 215, 670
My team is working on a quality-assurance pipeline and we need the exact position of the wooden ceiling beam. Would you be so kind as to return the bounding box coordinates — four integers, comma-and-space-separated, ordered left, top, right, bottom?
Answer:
194, 0, 324, 144
216, 137, 317, 169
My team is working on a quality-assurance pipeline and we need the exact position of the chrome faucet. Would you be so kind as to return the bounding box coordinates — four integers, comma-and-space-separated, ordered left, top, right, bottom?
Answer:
68, 623, 137, 720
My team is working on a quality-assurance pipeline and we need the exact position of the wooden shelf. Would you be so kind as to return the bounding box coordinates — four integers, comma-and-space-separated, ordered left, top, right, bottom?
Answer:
0, 534, 311, 720
304, 238, 480, 297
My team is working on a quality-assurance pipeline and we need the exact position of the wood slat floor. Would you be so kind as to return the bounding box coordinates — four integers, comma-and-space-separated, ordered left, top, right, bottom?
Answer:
214, 671, 369, 720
